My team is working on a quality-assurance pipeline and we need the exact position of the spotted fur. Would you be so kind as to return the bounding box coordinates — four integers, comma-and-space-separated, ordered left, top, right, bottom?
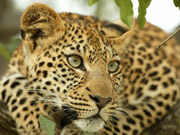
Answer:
1, 3, 180, 135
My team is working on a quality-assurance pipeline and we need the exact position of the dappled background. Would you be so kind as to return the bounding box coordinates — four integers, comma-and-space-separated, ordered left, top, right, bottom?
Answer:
0, 0, 180, 77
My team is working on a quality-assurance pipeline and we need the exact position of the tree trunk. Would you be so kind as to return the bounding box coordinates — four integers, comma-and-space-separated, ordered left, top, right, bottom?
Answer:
0, 101, 19, 135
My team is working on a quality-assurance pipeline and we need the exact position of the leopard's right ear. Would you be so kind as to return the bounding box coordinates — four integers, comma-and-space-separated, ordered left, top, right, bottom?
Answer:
110, 20, 136, 56
20, 3, 63, 51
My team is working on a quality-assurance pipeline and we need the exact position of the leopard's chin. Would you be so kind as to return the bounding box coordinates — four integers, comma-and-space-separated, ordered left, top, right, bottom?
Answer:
74, 115, 105, 133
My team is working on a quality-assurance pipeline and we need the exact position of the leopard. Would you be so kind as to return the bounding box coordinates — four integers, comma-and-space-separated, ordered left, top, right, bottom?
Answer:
1, 3, 180, 135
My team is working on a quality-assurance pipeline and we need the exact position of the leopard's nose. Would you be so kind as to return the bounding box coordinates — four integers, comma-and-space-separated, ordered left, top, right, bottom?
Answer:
89, 95, 112, 110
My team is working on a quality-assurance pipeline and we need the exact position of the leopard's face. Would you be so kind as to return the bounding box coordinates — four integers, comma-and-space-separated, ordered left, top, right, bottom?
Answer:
23, 20, 124, 132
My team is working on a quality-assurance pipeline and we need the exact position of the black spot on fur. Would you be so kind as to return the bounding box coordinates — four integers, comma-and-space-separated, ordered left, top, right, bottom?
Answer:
3, 79, 9, 86
43, 70, 48, 77
16, 113, 21, 118
11, 99, 17, 105
22, 107, 28, 111
1, 89, 6, 100
45, 81, 51, 85
16, 89, 23, 97
110, 120, 117, 126
168, 77, 175, 84
10, 81, 20, 89
147, 104, 155, 111
11, 106, 18, 112
165, 104, 171, 111
137, 58, 143, 65
24, 114, 29, 120
114, 127, 120, 133
127, 118, 136, 125
149, 84, 158, 91
156, 101, 163, 106
39, 62, 45, 67
123, 124, 131, 131
146, 63, 151, 71
112, 116, 119, 121
148, 71, 158, 77
47, 62, 53, 67
163, 66, 171, 74
162, 82, 168, 88
104, 126, 112, 131
143, 109, 152, 117
19, 98, 27, 105
133, 130, 138, 135
6, 95, 12, 104
134, 114, 143, 120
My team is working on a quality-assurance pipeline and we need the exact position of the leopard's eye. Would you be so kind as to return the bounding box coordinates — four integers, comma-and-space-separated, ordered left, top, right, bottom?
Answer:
67, 55, 82, 68
107, 61, 120, 73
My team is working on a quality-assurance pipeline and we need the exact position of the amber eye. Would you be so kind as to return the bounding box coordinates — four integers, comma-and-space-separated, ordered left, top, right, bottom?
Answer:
67, 55, 82, 68
107, 61, 120, 73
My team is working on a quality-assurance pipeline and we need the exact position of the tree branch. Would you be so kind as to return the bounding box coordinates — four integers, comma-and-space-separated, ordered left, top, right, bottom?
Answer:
0, 100, 19, 135
156, 27, 180, 50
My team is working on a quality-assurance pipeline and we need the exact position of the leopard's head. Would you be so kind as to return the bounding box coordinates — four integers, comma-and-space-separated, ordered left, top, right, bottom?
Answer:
20, 3, 133, 133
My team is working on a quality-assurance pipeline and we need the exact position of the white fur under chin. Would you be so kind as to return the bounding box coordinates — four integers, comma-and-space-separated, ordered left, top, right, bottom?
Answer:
74, 117, 105, 133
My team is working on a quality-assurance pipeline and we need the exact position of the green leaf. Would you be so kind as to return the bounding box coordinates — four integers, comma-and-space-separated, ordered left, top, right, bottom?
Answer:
114, 0, 134, 27
138, 0, 152, 29
0, 42, 11, 60
39, 116, 55, 135
88, 0, 99, 6
173, 0, 180, 10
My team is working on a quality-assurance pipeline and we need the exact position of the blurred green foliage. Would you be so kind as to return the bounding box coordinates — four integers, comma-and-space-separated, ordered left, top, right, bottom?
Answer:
0, 38, 21, 60
89, 0, 180, 28
88, 0, 99, 6
0, 43, 11, 60
39, 116, 55, 135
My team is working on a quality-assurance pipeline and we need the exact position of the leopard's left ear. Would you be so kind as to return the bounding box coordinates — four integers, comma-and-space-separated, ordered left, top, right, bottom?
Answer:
20, 3, 63, 52
110, 20, 136, 55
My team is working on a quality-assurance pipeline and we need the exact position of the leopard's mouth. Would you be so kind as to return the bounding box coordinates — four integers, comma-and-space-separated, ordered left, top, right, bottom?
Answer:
74, 114, 105, 133
61, 105, 105, 133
